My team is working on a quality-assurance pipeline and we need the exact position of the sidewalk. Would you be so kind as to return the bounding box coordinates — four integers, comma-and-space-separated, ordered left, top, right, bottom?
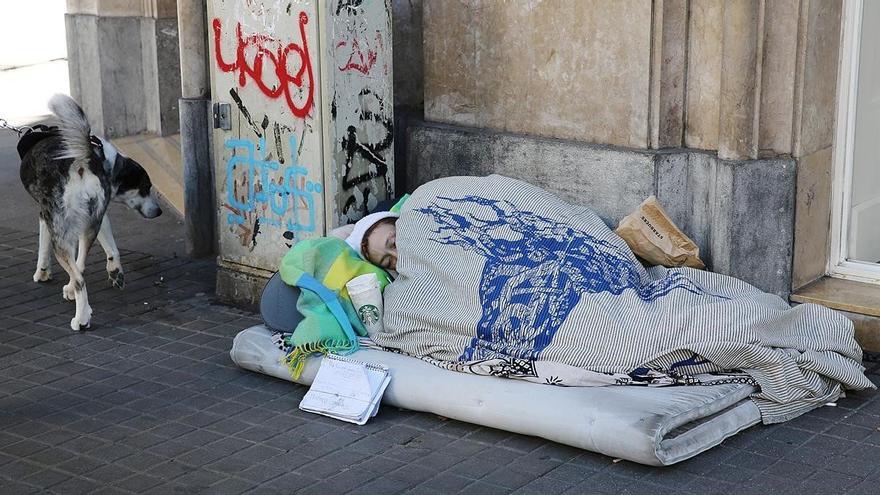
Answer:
2, 133, 880, 494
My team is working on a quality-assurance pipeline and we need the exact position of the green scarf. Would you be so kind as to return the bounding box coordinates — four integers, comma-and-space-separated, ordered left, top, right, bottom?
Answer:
278, 237, 390, 378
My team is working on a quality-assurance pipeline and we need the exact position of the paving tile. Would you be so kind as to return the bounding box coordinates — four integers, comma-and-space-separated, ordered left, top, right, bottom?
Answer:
765, 459, 816, 480
19, 468, 69, 489
235, 444, 283, 464
23, 446, 77, 467
734, 473, 800, 495
237, 463, 288, 484
386, 463, 437, 485
146, 459, 196, 481
173, 469, 222, 491
0, 223, 879, 495
681, 476, 737, 495
146, 439, 194, 458
569, 472, 635, 495
175, 447, 228, 467
1, 440, 49, 458
85, 463, 137, 484
54, 455, 105, 477
113, 473, 164, 492
513, 476, 574, 495
823, 453, 879, 478
209, 478, 259, 494
802, 469, 862, 493
481, 465, 543, 490
46, 476, 102, 495
460, 481, 511, 495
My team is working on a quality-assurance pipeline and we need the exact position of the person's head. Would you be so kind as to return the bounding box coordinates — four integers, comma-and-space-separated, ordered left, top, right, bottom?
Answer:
344, 211, 400, 271
362, 217, 397, 271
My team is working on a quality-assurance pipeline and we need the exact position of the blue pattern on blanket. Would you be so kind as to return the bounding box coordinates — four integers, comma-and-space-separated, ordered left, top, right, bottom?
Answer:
416, 196, 707, 361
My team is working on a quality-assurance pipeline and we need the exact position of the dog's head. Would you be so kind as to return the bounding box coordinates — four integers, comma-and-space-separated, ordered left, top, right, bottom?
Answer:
99, 138, 163, 219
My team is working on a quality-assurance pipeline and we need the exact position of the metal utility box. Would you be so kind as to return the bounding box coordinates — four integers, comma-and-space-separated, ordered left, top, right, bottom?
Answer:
208, 0, 394, 306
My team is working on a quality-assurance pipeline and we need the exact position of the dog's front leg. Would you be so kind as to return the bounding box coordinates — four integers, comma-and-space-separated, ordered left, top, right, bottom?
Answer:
55, 244, 91, 331
33, 219, 53, 282
96, 215, 124, 289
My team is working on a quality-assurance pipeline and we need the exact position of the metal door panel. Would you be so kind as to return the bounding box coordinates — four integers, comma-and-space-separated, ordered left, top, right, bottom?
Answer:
322, 0, 395, 227
208, 0, 326, 275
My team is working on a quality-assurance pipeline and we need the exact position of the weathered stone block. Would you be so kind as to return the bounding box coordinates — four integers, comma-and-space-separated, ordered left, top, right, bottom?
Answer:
423, 0, 653, 149
792, 146, 833, 289
65, 13, 180, 137
407, 122, 655, 226
407, 120, 797, 298
216, 267, 264, 313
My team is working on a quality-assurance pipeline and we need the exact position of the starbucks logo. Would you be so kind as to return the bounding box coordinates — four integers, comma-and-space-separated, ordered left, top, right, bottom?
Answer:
358, 304, 380, 325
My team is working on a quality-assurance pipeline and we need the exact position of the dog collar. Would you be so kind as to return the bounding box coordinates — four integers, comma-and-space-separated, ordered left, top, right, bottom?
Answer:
89, 135, 113, 174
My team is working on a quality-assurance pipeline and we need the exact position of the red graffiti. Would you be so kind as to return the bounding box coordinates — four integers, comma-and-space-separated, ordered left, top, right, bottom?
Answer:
336, 31, 384, 75
213, 12, 314, 119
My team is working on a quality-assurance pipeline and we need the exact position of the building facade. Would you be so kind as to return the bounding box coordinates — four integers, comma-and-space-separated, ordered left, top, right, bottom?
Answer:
65, 0, 879, 347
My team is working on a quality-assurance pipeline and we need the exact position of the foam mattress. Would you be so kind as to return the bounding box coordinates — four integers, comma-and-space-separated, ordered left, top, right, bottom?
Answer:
231, 325, 762, 466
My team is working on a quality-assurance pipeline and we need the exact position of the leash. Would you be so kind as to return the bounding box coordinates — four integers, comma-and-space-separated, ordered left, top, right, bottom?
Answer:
0, 118, 35, 137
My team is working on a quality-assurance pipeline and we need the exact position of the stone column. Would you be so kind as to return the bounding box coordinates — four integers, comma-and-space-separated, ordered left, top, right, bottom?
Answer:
649, 0, 688, 149
65, 0, 181, 137
176, 0, 215, 257
177, 0, 208, 98
717, 0, 764, 160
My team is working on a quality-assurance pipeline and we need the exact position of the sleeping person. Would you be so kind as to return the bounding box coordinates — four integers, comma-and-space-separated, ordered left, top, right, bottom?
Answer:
331, 211, 399, 274
278, 174, 872, 424
363, 174, 873, 424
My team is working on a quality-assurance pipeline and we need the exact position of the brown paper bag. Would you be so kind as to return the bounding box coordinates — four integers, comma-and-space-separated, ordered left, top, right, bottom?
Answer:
615, 196, 706, 269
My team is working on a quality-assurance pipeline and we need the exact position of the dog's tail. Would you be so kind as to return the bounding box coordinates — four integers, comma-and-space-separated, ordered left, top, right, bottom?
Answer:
48, 94, 92, 161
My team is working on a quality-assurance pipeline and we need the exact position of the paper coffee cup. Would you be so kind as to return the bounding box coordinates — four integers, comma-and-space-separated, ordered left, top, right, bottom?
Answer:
346, 273, 384, 336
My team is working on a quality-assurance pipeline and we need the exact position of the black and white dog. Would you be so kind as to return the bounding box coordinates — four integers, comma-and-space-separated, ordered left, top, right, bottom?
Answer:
19, 94, 162, 330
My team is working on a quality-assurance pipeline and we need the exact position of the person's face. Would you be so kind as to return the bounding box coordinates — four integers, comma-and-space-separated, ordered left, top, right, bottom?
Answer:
365, 221, 397, 271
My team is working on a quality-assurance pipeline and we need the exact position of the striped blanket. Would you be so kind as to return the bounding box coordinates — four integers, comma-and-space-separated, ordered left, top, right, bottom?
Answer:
371, 175, 875, 423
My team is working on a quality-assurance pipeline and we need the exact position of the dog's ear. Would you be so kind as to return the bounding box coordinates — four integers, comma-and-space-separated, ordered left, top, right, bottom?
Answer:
112, 157, 149, 194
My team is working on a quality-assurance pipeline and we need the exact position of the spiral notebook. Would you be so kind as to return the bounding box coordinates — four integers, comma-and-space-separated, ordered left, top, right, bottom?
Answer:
299, 353, 391, 425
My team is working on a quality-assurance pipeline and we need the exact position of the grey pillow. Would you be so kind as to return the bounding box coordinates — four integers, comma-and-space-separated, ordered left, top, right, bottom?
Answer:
259, 272, 303, 333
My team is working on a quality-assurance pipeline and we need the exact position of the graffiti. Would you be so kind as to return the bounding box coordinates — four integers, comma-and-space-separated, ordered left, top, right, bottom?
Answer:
213, 12, 314, 119
273, 123, 284, 164
237, 0, 284, 33
328, 0, 395, 225
224, 136, 322, 248
331, 88, 393, 220
335, 0, 364, 15
229, 88, 262, 138
335, 32, 385, 75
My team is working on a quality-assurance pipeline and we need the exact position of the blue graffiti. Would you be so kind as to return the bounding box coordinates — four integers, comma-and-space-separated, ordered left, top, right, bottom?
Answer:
225, 136, 323, 233
416, 196, 707, 361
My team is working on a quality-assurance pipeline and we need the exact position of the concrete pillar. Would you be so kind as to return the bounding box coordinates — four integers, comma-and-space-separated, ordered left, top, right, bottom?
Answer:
177, 0, 208, 98
65, 0, 181, 137
392, 0, 424, 194
649, 0, 689, 149
180, 98, 215, 257
718, 0, 764, 160
176, 0, 215, 257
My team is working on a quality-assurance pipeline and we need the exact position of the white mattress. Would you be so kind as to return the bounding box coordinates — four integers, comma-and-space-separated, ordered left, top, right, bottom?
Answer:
230, 325, 762, 466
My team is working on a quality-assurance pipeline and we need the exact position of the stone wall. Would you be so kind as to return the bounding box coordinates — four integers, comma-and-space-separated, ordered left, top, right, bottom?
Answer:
65, 0, 181, 137
392, 0, 424, 194
409, 0, 845, 292
423, 0, 653, 149
406, 121, 796, 298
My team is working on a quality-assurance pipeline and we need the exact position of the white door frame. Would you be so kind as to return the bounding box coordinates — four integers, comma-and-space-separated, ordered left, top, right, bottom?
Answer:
828, 0, 880, 283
